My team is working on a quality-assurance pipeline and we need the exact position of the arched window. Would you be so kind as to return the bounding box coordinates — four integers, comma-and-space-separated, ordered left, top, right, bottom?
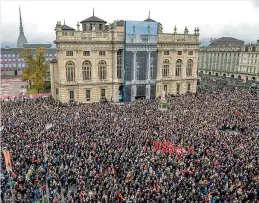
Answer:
186, 59, 193, 77
162, 59, 169, 77
82, 60, 91, 80
66, 61, 75, 81
98, 60, 107, 80
176, 59, 182, 76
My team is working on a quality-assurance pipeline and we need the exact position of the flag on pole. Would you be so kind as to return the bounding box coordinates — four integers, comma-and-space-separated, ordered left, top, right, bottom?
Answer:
3, 151, 12, 171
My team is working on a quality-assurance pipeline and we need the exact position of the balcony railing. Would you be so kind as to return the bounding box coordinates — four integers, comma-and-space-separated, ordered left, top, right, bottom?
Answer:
158, 34, 199, 43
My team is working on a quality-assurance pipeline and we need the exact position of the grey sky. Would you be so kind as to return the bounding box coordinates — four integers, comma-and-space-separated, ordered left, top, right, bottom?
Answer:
1, 0, 259, 47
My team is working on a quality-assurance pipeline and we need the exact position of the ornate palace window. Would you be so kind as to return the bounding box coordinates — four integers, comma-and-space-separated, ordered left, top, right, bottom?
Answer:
175, 59, 182, 76
186, 59, 193, 77
66, 61, 75, 81
162, 59, 169, 77
69, 90, 74, 103
117, 50, 122, 79
98, 60, 107, 80
82, 60, 91, 80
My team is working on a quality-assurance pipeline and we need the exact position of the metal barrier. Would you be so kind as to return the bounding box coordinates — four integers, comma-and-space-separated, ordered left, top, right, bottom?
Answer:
0, 93, 51, 101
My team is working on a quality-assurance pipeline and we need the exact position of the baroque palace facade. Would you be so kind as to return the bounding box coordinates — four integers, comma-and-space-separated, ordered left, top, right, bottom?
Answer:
198, 37, 259, 81
50, 12, 200, 103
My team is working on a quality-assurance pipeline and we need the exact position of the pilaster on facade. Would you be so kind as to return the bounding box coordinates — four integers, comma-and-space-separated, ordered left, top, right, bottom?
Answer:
157, 50, 163, 80
76, 49, 83, 83
113, 49, 118, 80
91, 50, 98, 83
146, 84, 150, 100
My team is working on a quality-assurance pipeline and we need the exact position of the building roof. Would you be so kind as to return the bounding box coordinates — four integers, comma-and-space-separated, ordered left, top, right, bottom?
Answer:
23, 44, 52, 48
61, 24, 75, 31
209, 37, 244, 47
80, 15, 107, 24
144, 18, 156, 22
80, 9, 107, 24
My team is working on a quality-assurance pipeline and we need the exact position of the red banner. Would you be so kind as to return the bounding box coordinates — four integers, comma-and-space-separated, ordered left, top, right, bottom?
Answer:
152, 141, 194, 157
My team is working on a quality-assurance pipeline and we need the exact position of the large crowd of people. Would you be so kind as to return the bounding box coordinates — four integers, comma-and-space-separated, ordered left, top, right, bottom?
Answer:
1, 85, 259, 203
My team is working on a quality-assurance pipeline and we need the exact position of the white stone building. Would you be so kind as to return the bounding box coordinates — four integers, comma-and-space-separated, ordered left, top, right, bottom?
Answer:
50, 13, 200, 103
238, 42, 259, 81
198, 37, 259, 81
156, 26, 200, 95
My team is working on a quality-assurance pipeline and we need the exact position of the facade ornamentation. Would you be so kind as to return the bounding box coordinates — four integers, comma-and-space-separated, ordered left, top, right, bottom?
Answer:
147, 24, 151, 34
174, 26, 177, 34
50, 14, 200, 103
184, 26, 189, 34
158, 23, 163, 33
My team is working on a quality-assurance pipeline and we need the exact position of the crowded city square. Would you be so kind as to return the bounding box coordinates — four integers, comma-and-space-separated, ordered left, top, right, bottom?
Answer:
1, 83, 259, 203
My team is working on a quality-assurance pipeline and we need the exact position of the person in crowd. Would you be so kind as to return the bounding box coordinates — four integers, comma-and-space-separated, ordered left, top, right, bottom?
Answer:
1, 84, 259, 203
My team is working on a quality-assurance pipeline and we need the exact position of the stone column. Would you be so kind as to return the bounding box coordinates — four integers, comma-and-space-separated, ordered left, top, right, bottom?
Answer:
156, 50, 162, 97
132, 51, 137, 82
58, 49, 65, 84
145, 51, 151, 100
92, 49, 97, 82
147, 51, 151, 80
195, 49, 199, 77
113, 50, 117, 80
131, 51, 137, 102
157, 50, 162, 79
146, 84, 150, 100
171, 49, 176, 77
77, 49, 82, 83
112, 49, 117, 102
131, 85, 136, 102
182, 49, 187, 78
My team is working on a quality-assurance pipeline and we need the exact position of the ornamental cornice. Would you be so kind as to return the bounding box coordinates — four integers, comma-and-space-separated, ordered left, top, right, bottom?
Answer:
112, 49, 118, 53
57, 49, 65, 53
75, 48, 82, 53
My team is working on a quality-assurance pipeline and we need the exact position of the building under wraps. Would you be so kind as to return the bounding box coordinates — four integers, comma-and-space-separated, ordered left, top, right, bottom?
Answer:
50, 12, 200, 103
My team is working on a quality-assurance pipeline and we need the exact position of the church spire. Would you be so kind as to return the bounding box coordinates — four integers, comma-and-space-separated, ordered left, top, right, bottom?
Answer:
19, 6, 24, 34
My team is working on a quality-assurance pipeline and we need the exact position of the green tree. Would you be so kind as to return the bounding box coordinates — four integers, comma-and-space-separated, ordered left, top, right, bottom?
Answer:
20, 47, 48, 92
